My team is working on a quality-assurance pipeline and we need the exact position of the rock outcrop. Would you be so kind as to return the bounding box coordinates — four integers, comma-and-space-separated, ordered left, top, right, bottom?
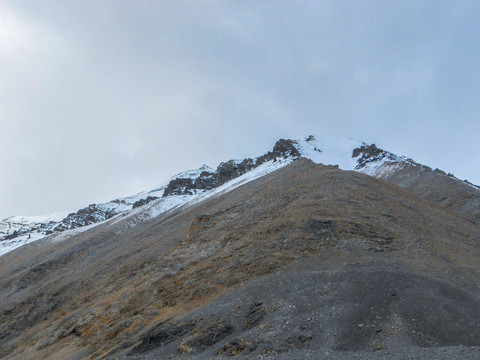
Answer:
163, 139, 300, 197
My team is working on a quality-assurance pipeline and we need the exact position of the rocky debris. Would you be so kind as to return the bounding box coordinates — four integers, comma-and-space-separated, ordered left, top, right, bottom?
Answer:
179, 321, 235, 353
216, 337, 248, 356
130, 321, 196, 354
132, 196, 159, 209
336, 221, 396, 252
305, 220, 336, 239
244, 302, 266, 330
285, 333, 313, 349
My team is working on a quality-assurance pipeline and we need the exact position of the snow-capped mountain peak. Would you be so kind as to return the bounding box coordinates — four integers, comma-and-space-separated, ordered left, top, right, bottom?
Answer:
1, 135, 477, 256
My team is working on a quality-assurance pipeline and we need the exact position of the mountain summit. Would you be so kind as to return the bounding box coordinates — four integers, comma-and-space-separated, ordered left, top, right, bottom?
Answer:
0, 136, 479, 359
2, 135, 478, 256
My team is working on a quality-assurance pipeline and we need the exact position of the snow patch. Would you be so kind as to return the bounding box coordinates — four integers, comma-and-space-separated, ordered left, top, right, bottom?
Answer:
170, 164, 214, 180
359, 159, 405, 178
0, 231, 46, 256
295, 135, 364, 171
6, 212, 69, 224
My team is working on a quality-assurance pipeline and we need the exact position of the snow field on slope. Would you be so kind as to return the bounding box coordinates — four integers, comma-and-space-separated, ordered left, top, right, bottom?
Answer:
295, 136, 363, 171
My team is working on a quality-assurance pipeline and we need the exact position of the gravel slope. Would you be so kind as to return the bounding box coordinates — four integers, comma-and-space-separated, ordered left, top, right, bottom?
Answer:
0, 159, 479, 359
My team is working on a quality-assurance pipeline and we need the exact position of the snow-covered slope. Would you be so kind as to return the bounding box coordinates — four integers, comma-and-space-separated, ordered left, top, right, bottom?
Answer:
1, 135, 477, 256
296, 135, 412, 171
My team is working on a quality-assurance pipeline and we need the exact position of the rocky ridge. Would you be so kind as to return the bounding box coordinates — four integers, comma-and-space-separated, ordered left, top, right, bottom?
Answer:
1, 136, 478, 255
0, 139, 301, 247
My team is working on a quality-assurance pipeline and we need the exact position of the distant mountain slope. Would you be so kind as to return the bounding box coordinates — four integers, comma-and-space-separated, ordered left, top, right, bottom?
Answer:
365, 161, 480, 225
1, 135, 478, 256
0, 159, 479, 359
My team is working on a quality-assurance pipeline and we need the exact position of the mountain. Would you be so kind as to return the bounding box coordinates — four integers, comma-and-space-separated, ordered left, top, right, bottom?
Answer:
3, 135, 478, 257
0, 136, 479, 359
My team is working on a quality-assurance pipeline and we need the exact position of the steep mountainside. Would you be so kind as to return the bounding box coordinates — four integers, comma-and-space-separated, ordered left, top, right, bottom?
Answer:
0, 159, 479, 359
367, 161, 480, 225
2, 135, 478, 255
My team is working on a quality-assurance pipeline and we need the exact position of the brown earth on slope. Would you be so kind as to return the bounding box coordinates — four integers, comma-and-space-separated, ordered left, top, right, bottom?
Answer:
370, 161, 480, 225
0, 159, 479, 359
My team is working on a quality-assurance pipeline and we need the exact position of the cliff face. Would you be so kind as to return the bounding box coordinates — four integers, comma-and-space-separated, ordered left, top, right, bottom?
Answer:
1, 159, 479, 359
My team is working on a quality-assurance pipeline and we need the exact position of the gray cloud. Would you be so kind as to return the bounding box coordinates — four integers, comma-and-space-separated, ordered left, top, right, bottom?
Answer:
1, 0, 479, 218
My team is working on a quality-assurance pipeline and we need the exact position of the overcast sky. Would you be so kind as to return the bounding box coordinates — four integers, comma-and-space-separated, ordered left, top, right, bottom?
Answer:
1, 1, 479, 218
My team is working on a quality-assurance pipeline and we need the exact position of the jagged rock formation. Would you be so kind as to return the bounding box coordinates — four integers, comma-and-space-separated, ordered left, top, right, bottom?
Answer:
163, 139, 300, 197
132, 196, 159, 209
52, 204, 119, 232
352, 143, 414, 169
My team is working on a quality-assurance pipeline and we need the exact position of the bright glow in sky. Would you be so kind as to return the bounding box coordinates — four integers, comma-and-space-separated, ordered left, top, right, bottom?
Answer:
1, 1, 479, 218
